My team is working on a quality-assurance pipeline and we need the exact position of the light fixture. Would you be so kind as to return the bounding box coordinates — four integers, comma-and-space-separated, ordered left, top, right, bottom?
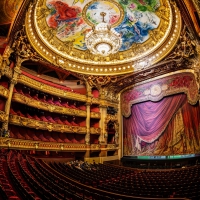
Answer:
85, 12, 122, 57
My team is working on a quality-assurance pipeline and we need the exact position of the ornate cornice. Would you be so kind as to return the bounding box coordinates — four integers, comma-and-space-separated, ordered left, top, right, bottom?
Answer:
18, 74, 88, 102
0, 85, 9, 98
9, 114, 87, 133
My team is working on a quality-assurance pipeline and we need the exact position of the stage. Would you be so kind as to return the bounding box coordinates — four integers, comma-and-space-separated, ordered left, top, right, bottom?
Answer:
121, 154, 200, 169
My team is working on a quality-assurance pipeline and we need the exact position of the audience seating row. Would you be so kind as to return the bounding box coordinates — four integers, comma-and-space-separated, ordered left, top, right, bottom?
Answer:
10, 107, 86, 127
9, 126, 86, 143
0, 149, 188, 200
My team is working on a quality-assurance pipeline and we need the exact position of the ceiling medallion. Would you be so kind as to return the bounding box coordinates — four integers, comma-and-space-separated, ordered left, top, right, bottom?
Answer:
25, 0, 182, 75
85, 12, 122, 56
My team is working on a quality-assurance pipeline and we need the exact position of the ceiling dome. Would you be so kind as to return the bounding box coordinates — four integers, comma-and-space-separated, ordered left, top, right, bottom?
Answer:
25, 0, 182, 75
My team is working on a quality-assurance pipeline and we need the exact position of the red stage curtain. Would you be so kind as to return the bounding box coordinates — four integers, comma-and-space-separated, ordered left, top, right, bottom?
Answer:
123, 93, 200, 155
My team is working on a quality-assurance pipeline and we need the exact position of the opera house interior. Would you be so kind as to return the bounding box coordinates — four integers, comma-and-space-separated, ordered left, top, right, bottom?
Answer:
0, 0, 200, 199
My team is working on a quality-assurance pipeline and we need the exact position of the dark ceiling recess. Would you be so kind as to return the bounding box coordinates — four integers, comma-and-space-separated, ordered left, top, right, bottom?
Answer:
194, 11, 200, 28
0, 24, 10, 37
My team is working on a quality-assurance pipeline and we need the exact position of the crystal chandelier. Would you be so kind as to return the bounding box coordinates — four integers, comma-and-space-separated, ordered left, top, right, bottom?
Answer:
85, 12, 122, 57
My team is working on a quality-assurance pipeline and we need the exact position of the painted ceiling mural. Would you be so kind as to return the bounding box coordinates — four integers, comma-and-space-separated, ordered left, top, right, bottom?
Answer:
46, 0, 160, 51
26, 0, 181, 75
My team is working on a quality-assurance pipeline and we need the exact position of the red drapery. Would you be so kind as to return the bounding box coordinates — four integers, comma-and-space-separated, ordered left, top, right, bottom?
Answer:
123, 94, 200, 155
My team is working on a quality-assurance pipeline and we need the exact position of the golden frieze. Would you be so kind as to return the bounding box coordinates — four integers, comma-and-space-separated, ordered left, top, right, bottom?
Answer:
25, 0, 182, 75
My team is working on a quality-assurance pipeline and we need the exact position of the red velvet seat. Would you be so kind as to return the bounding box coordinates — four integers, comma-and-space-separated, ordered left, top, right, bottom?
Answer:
61, 102, 70, 108
47, 99, 54, 104
26, 113, 33, 119
91, 107, 100, 112
32, 94, 39, 101
76, 135, 85, 144
13, 87, 18, 93
10, 108, 17, 115
16, 111, 25, 117
62, 119, 71, 126
54, 117, 64, 124
46, 116, 56, 123
70, 104, 78, 109
24, 133, 32, 140
40, 116, 48, 122
8, 196, 20, 200
0, 81, 9, 88
51, 134, 63, 143
43, 132, 56, 142
18, 89, 25, 95
79, 121, 86, 127
39, 134, 49, 142
59, 133, 71, 143
79, 105, 86, 111
53, 100, 62, 107
71, 121, 79, 126
33, 115, 41, 121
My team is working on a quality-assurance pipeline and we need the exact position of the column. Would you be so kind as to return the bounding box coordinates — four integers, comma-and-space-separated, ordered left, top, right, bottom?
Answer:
99, 105, 107, 144
2, 65, 21, 133
85, 102, 91, 145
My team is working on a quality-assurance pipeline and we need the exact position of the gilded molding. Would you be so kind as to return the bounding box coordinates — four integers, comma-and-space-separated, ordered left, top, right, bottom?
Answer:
91, 144, 101, 150
90, 127, 101, 135
9, 114, 87, 134
90, 112, 100, 119
0, 137, 118, 151
12, 93, 87, 117
107, 144, 118, 150
18, 74, 88, 102
0, 85, 9, 98
0, 137, 87, 151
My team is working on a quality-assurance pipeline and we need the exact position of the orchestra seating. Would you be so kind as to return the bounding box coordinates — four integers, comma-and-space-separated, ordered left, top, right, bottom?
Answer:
0, 149, 194, 200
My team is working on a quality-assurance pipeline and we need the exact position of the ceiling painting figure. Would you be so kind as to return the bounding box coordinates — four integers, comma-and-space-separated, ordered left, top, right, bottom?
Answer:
46, 0, 160, 51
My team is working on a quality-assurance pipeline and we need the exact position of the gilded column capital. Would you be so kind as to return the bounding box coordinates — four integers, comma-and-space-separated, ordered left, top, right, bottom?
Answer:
12, 26, 43, 64
10, 67, 22, 85
86, 102, 91, 106
99, 104, 107, 109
